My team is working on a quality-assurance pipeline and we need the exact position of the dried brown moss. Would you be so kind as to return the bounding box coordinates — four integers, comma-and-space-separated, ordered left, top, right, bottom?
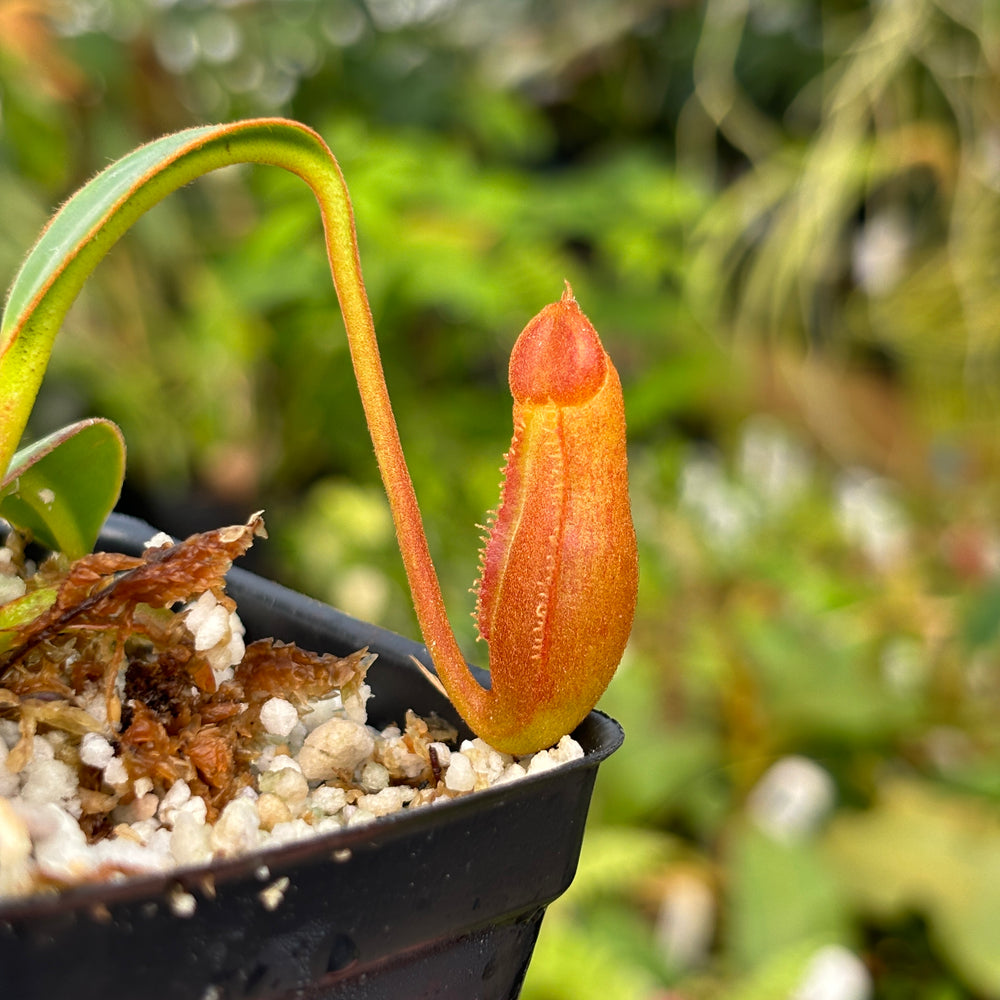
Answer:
0, 515, 371, 829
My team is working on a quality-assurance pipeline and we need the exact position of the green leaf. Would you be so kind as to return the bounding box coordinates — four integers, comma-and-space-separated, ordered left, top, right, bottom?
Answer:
520, 914, 657, 1000
569, 825, 679, 900
727, 820, 849, 971
0, 119, 347, 480
0, 418, 125, 558
0, 118, 466, 726
0, 117, 479, 725
0, 586, 58, 654
826, 779, 1000, 995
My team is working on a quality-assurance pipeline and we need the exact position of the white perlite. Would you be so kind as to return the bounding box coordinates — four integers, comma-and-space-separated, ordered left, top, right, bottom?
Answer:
0, 699, 585, 896
211, 798, 261, 857
183, 592, 246, 684
298, 718, 375, 780
0, 591, 586, 899
259, 698, 299, 738
444, 752, 475, 792
79, 732, 115, 770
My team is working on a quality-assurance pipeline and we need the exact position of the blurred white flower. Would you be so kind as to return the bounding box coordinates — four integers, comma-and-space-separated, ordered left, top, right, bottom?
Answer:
852, 212, 909, 297
654, 870, 715, 971
791, 945, 872, 1000
679, 451, 758, 553
739, 416, 812, 510
747, 756, 836, 843
836, 468, 910, 568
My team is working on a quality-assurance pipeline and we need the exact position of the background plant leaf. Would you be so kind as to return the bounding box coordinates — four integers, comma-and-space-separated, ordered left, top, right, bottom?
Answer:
825, 780, 1000, 995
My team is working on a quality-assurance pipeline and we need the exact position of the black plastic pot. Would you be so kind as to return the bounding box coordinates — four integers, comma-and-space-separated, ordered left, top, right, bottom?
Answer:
0, 513, 623, 1000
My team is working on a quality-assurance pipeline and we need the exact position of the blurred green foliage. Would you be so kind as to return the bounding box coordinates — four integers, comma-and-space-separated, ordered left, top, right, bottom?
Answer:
4, 0, 1000, 996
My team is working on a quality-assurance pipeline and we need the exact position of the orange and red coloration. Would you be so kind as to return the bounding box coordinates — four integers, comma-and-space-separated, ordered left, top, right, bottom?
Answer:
434, 285, 638, 754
